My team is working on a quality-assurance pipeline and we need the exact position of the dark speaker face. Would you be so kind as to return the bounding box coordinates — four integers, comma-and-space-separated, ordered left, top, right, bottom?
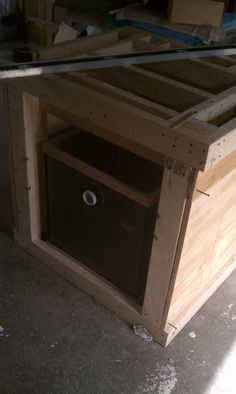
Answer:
43, 130, 163, 304
45, 156, 158, 302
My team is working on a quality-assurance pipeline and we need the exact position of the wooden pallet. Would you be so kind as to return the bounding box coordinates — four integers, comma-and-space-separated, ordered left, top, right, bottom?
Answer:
4, 27, 236, 346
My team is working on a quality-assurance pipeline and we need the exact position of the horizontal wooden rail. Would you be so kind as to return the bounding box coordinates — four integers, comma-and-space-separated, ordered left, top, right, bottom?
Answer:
42, 144, 161, 208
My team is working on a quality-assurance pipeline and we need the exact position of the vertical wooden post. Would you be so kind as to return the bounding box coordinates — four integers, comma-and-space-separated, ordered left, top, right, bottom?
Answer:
5, 86, 46, 245
38, 0, 47, 44
38, 0, 56, 45
142, 158, 194, 329
45, 0, 55, 45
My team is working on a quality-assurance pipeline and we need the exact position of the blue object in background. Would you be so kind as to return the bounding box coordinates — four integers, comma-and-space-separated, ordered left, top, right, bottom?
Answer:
109, 17, 204, 46
110, 10, 236, 47
221, 12, 236, 31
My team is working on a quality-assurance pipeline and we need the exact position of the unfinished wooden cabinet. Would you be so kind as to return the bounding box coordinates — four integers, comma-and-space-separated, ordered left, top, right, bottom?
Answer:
4, 27, 236, 346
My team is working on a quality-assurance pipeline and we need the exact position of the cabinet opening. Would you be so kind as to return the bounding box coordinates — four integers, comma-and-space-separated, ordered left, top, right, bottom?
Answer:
42, 129, 164, 304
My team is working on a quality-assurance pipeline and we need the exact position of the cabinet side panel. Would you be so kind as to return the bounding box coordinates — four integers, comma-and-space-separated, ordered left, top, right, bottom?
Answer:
167, 150, 236, 326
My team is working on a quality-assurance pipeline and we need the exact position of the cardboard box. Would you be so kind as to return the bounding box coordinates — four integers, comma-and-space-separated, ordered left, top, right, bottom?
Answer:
168, 0, 224, 27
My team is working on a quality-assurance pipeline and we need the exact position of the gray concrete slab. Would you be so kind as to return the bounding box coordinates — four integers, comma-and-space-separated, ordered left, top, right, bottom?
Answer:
1, 230, 236, 394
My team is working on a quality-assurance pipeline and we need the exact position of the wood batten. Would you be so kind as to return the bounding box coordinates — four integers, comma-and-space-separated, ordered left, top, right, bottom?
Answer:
6, 88, 45, 241
39, 29, 119, 60
42, 143, 161, 208
143, 159, 194, 328
141, 58, 236, 94
9, 75, 209, 170
166, 149, 236, 329
60, 73, 177, 119
87, 65, 211, 112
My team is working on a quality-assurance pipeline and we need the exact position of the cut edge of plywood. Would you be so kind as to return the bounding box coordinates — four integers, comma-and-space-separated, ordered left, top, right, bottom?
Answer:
53, 22, 79, 44
166, 147, 236, 330
164, 258, 236, 346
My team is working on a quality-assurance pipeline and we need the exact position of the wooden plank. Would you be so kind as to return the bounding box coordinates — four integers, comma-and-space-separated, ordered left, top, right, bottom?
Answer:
88, 66, 212, 113
204, 56, 236, 68
133, 38, 171, 51
164, 258, 236, 345
25, 0, 55, 45
141, 58, 236, 94
61, 72, 177, 119
169, 85, 236, 125
142, 159, 193, 328
45, 0, 55, 45
91, 33, 155, 56
3, 85, 19, 231
42, 111, 70, 136
21, 238, 143, 322
166, 85, 236, 169
42, 143, 161, 208
10, 53, 236, 172
23, 234, 171, 344
13, 231, 169, 345
194, 149, 236, 199
7, 87, 32, 240
38, 26, 177, 60
6, 86, 46, 241
127, 66, 213, 100
206, 119, 236, 169
25, 15, 59, 33
91, 38, 134, 55
7, 75, 210, 170
40, 101, 166, 166
24, 0, 41, 42
160, 169, 198, 331
38, 0, 47, 45
198, 86, 236, 123
39, 27, 145, 60
167, 150, 236, 327
39, 30, 119, 60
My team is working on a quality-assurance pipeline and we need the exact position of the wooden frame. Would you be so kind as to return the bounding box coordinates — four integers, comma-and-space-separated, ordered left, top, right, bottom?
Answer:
4, 27, 236, 346
41, 130, 161, 208
23, 0, 57, 45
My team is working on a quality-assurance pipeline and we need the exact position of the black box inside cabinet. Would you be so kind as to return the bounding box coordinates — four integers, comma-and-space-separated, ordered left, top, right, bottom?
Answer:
42, 129, 163, 303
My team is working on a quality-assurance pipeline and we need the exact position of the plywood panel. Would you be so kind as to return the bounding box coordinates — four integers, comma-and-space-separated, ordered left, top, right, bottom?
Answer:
167, 151, 236, 325
142, 59, 236, 95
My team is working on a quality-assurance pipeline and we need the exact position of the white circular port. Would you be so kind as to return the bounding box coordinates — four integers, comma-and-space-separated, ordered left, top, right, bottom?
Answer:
83, 190, 97, 206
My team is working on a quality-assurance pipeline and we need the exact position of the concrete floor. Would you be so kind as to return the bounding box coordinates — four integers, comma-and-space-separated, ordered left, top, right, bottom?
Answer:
1, 74, 236, 394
